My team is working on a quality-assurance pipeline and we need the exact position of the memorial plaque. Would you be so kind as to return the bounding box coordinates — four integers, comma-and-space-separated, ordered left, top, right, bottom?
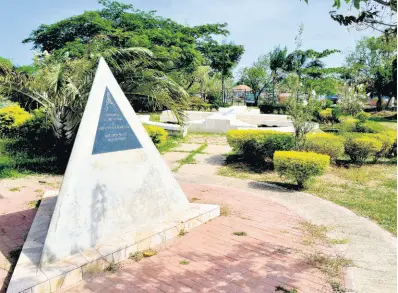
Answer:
92, 87, 142, 154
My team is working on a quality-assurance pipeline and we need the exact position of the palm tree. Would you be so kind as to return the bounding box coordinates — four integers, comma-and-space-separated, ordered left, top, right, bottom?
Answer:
0, 38, 189, 161
269, 46, 288, 103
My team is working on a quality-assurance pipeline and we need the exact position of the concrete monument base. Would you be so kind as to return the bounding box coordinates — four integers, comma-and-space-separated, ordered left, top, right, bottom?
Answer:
7, 191, 219, 293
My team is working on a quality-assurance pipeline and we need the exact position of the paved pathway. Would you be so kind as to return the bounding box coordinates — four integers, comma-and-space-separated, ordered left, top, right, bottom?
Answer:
168, 141, 397, 293
0, 175, 61, 292
0, 139, 396, 292
61, 184, 335, 293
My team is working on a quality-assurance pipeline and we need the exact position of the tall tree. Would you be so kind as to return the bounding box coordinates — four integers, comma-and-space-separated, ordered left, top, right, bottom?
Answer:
0, 40, 189, 161
200, 41, 244, 103
238, 56, 271, 105
345, 35, 396, 110
23, 0, 230, 74
269, 46, 288, 102
284, 49, 340, 99
303, 0, 397, 36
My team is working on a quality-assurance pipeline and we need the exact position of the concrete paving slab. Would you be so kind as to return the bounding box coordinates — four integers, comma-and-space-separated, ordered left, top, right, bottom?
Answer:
162, 152, 187, 165
172, 143, 201, 152
194, 154, 225, 166
177, 163, 220, 176
203, 144, 231, 155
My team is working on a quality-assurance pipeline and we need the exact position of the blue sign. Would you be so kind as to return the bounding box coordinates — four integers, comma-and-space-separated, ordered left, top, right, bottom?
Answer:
92, 87, 142, 154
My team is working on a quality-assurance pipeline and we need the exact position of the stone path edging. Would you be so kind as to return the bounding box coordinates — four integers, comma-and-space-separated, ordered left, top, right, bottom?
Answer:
7, 191, 219, 293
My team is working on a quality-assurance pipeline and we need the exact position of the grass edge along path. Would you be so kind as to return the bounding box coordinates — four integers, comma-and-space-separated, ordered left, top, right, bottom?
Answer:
218, 162, 397, 235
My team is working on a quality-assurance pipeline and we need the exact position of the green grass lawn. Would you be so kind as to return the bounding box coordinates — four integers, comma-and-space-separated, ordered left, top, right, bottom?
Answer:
219, 160, 397, 235
149, 112, 161, 122
369, 117, 397, 129
0, 139, 62, 179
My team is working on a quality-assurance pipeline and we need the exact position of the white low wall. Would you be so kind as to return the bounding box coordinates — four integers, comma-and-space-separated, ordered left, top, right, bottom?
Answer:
156, 108, 318, 134
236, 114, 291, 127
144, 121, 187, 137
160, 110, 213, 123
137, 115, 187, 137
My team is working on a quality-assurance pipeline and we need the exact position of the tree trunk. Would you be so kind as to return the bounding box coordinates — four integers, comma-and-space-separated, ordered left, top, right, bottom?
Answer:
272, 72, 276, 104
376, 95, 382, 112
254, 93, 259, 106
221, 76, 225, 104
385, 96, 393, 110
296, 73, 301, 102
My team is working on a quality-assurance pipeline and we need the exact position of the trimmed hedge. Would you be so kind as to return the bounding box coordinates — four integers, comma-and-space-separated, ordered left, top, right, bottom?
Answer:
339, 117, 358, 132
374, 130, 397, 160
259, 104, 287, 114
355, 111, 370, 123
355, 121, 385, 133
344, 135, 383, 164
305, 133, 344, 162
274, 151, 330, 188
226, 130, 294, 160
144, 125, 168, 146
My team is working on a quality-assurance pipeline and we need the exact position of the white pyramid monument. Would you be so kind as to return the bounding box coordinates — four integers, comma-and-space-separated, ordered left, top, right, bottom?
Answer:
7, 58, 219, 293
37, 58, 218, 265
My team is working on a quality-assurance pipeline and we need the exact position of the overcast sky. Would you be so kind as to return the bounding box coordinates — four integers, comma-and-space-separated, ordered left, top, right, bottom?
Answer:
0, 0, 376, 71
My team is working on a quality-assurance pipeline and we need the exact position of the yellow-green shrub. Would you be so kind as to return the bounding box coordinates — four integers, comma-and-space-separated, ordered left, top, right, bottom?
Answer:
374, 130, 397, 160
339, 117, 358, 132
344, 135, 383, 164
319, 108, 333, 123
355, 111, 370, 123
305, 133, 344, 162
274, 151, 330, 188
144, 125, 168, 146
226, 130, 294, 160
355, 121, 385, 133
0, 105, 32, 137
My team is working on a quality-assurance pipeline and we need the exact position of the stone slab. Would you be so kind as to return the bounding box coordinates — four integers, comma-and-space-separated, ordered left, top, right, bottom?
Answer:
194, 154, 225, 166
202, 145, 231, 155
7, 191, 219, 293
162, 152, 188, 165
177, 163, 220, 176
173, 143, 202, 152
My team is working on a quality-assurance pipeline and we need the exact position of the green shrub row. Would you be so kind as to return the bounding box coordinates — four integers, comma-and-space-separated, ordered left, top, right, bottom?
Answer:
338, 115, 385, 134
226, 128, 396, 188
305, 131, 396, 164
304, 133, 344, 162
226, 130, 294, 160
258, 104, 288, 114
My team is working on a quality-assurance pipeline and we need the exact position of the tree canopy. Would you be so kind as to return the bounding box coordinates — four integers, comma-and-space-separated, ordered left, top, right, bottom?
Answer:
345, 35, 397, 109
23, 0, 231, 74
303, 0, 397, 36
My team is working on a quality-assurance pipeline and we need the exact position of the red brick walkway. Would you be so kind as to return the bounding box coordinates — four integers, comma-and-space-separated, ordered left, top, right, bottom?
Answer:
59, 184, 335, 293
